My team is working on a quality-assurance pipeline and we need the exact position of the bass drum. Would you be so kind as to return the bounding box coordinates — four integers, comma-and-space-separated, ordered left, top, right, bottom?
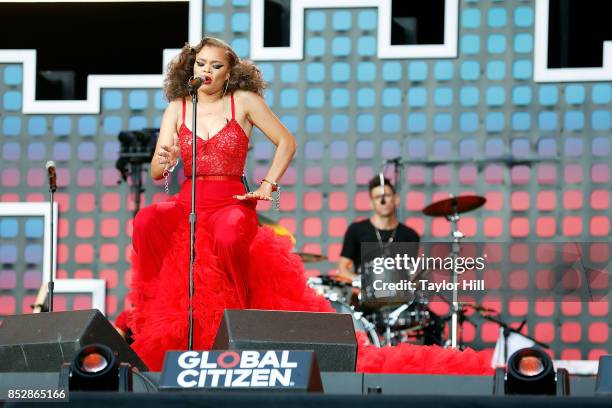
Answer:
330, 300, 380, 348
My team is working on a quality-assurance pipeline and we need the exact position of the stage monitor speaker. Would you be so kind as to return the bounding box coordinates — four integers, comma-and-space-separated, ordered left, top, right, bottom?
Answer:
0, 309, 147, 372
212, 309, 357, 372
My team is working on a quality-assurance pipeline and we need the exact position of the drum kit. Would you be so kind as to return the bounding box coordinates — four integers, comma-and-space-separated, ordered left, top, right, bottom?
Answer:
260, 193, 489, 348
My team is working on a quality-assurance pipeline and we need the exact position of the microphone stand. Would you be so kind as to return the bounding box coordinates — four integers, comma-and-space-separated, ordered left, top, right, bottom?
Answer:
47, 175, 56, 312
379, 157, 405, 220
187, 88, 199, 351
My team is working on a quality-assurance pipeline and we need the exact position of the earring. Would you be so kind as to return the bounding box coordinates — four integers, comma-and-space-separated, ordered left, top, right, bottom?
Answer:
222, 79, 229, 98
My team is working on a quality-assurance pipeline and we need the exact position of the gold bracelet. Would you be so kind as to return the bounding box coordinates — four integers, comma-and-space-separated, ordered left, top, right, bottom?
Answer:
261, 178, 279, 191
261, 178, 281, 210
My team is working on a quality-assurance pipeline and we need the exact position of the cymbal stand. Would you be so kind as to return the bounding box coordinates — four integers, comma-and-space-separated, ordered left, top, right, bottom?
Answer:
447, 195, 464, 349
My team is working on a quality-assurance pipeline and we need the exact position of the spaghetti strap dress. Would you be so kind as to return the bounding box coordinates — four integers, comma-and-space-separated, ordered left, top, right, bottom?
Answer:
125, 94, 333, 370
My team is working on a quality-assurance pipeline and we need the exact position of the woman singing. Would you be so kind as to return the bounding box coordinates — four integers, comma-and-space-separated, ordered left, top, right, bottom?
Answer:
123, 37, 332, 370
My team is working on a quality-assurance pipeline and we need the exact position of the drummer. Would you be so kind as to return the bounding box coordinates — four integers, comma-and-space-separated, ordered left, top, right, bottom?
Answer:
338, 176, 419, 281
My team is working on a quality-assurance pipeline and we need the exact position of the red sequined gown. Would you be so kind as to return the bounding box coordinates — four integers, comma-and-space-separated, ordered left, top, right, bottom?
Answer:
126, 94, 333, 370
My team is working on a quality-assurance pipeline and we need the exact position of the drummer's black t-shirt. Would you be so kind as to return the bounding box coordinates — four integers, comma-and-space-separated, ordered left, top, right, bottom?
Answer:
340, 219, 420, 273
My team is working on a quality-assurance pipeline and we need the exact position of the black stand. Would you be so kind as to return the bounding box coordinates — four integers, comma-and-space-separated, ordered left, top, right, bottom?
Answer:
131, 163, 145, 218
380, 157, 405, 221
116, 128, 161, 216
187, 91, 198, 350
438, 300, 476, 350
47, 186, 56, 312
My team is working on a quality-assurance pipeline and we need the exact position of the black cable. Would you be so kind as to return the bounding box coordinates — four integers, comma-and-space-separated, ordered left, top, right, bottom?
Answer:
131, 369, 158, 392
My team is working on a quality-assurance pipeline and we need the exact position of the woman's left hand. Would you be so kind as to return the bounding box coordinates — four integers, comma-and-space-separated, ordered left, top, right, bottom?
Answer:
234, 184, 273, 201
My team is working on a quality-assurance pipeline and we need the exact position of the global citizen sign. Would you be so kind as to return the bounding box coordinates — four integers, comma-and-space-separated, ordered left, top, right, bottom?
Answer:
159, 350, 323, 391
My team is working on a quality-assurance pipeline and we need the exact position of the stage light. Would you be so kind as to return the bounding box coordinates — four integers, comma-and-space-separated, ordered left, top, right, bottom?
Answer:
493, 347, 569, 396
81, 351, 109, 373
116, 128, 159, 215
516, 355, 544, 376
59, 344, 133, 392
116, 128, 158, 181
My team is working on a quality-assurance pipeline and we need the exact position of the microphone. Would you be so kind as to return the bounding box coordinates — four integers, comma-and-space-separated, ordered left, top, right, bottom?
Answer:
45, 161, 57, 192
188, 76, 203, 92
378, 172, 386, 205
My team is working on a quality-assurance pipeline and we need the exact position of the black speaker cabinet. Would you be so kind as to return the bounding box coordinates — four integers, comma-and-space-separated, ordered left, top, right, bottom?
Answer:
0, 309, 147, 372
212, 309, 357, 372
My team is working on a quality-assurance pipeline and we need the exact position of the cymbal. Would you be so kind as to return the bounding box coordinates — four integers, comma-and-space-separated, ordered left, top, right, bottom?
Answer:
422, 195, 486, 217
294, 252, 328, 263
257, 213, 296, 244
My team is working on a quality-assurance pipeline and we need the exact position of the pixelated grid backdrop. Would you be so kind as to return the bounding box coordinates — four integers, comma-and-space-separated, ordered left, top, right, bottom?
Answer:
0, 0, 610, 358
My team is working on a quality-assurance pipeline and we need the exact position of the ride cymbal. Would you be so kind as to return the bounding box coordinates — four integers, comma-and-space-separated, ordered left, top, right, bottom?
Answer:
422, 195, 486, 217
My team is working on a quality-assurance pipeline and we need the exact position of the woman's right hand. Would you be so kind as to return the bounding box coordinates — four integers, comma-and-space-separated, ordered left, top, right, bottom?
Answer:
158, 142, 180, 169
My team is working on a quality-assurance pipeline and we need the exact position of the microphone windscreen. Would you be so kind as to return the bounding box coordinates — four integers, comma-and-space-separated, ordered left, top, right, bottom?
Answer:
189, 77, 203, 87
46, 160, 56, 170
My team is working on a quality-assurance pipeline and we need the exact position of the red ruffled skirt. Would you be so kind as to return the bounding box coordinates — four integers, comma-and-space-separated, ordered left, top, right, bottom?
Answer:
126, 178, 333, 370
122, 178, 493, 375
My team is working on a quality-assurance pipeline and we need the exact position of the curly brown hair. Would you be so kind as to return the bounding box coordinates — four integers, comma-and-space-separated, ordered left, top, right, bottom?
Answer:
164, 36, 266, 101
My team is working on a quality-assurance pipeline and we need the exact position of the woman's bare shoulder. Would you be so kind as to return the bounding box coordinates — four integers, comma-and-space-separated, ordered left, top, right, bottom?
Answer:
163, 98, 184, 120
234, 89, 264, 106
167, 98, 183, 110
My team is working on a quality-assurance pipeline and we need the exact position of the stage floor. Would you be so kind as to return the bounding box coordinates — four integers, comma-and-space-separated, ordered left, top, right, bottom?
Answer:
3, 391, 611, 408
0, 370, 604, 406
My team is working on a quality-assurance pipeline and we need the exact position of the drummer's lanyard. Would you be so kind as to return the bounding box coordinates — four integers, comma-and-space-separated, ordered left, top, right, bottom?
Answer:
374, 225, 398, 257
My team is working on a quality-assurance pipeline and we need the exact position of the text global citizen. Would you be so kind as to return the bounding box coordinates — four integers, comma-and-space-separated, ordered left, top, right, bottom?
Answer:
175, 351, 298, 388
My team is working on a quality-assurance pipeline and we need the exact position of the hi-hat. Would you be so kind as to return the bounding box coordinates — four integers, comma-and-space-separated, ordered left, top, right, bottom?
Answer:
422, 195, 486, 217
294, 252, 328, 263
